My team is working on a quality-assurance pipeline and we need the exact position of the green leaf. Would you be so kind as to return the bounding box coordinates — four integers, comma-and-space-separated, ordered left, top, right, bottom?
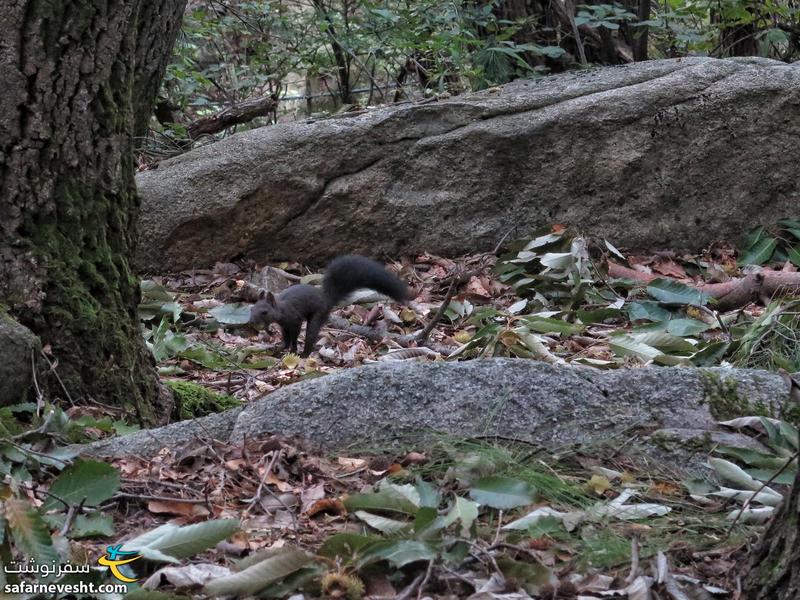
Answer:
665, 318, 712, 337
535, 45, 567, 58
745, 468, 796, 485
646, 279, 709, 305
380, 482, 422, 507
139, 302, 183, 322
689, 341, 731, 366
743, 226, 766, 248
5, 497, 59, 568
777, 218, 800, 230
254, 566, 323, 599
113, 421, 141, 436
608, 335, 662, 362
43, 459, 120, 510
208, 303, 252, 325
518, 315, 582, 335
761, 28, 789, 44
10, 443, 79, 469
415, 477, 439, 508
354, 511, 411, 534
787, 245, 800, 268
760, 417, 785, 451
521, 232, 563, 251
469, 476, 537, 509
778, 421, 799, 450
539, 252, 574, 270
445, 299, 474, 321
412, 506, 444, 539
72, 514, 115, 538
205, 547, 313, 597
178, 347, 232, 370
739, 237, 777, 266
358, 540, 438, 569
628, 328, 697, 352
140, 280, 174, 303
343, 489, 419, 515
0, 444, 31, 464
653, 353, 693, 366
627, 301, 674, 322
508, 299, 528, 314
709, 458, 761, 491
124, 519, 240, 559
604, 240, 627, 262
576, 307, 621, 324
441, 496, 479, 536
319, 533, 380, 562
497, 556, 552, 586
714, 446, 792, 470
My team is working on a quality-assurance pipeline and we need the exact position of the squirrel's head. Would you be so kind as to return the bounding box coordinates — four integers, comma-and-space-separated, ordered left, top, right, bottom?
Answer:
249, 290, 279, 325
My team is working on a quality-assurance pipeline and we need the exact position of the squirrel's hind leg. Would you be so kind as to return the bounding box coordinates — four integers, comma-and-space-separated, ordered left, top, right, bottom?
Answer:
301, 312, 328, 357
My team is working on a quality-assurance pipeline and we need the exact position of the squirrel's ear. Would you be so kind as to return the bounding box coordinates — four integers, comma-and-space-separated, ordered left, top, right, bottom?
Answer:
258, 290, 267, 300
266, 291, 277, 305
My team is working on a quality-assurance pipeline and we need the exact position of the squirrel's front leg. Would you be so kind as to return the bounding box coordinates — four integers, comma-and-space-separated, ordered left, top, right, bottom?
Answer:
281, 322, 301, 354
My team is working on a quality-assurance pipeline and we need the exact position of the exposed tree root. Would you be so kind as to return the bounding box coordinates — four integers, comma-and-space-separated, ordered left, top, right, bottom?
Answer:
607, 262, 800, 310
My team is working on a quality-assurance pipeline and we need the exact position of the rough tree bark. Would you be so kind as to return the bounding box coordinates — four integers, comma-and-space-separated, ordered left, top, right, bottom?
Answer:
744, 467, 800, 598
0, 1, 186, 422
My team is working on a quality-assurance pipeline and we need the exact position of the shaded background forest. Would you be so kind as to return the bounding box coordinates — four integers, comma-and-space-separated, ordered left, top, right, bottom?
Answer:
143, 0, 800, 159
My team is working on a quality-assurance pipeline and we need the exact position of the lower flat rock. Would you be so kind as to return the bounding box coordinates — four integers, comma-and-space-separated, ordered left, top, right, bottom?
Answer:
230, 360, 786, 449
83, 360, 790, 472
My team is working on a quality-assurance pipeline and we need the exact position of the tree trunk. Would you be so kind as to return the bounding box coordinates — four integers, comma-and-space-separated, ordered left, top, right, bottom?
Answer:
0, 1, 185, 422
312, 0, 354, 105
744, 467, 800, 598
622, 0, 649, 61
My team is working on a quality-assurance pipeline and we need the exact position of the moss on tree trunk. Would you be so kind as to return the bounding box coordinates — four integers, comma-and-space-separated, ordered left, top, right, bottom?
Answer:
0, 1, 185, 422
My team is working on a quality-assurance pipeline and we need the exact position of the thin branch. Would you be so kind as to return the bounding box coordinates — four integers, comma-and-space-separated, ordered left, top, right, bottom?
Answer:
415, 279, 457, 345
40, 350, 75, 407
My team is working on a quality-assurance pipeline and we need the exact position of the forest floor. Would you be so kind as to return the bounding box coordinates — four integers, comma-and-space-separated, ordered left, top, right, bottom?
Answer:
9, 226, 799, 598
83, 225, 800, 598
96, 430, 759, 599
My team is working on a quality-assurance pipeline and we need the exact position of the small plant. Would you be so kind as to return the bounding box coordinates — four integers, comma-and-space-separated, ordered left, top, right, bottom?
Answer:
575, 3, 638, 29
470, 223, 800, 369
739, 219, 800, 267
731, 300, 800, 372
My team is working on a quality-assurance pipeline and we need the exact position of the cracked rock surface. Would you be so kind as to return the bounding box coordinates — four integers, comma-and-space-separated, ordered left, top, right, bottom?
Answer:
83, 359, 792, 475
136, 57, 800, 271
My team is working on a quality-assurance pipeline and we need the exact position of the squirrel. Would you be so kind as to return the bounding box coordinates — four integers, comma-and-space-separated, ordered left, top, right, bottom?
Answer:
249, 255, 411, 356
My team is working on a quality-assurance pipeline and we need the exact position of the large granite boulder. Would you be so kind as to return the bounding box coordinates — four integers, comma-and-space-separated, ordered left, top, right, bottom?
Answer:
136, 57, 800, 272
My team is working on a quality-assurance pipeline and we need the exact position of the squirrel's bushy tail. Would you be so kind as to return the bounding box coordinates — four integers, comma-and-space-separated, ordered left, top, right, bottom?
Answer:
322, 255, 410, 307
